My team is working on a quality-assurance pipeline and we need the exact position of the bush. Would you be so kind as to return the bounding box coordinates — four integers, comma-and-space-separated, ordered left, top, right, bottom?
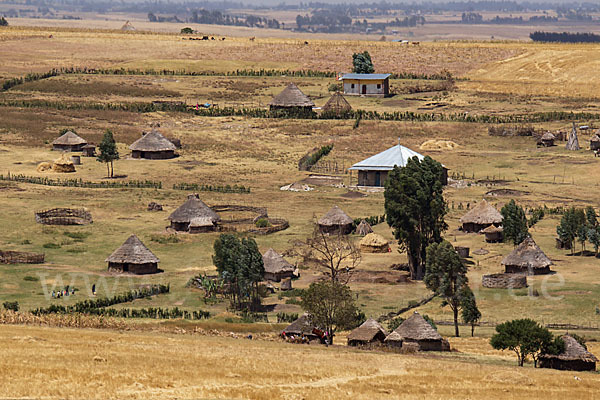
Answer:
328, 83, 342, 92
180, 27, 194, 34
150, 234, 180, 244
255, 218, 271, 228
3, 301, 19, 312
276, 312, 299, 323
23, 276, 39, 282
43, 243, 61, 249
387, 317, 405, 332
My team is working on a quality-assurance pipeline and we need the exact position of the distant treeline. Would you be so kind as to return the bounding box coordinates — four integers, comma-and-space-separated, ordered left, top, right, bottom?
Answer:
530, 31, 600, 43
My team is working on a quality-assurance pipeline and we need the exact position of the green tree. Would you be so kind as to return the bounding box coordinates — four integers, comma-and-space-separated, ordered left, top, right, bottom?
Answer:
301, 281, 360, 344
490, 319, 564, 367
460, 287, 481, 337
180, 27, 194, 34
557, 207, 585, 254
385, 156, 447, 280
588, 227, 600, 256
96, 129, 119, 178
501, 199, 528, 245
213, 234, 264, 311
352, 51, 374, 74
0, 17, 8, 27
424, 241, 468, 337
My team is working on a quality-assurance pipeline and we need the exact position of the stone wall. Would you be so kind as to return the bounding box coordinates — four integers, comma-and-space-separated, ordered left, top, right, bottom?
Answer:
482, 273, 527, 289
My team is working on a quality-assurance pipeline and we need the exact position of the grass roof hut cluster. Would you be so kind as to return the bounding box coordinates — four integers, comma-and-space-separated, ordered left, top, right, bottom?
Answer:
318, 205, 353, 235
539, 335, 598, 371
130, 129, 177, 160
52, 131, 87, 152
501, 236, 553, 275
262, 248, 295, 282
168, 194, 220, 232
268, 83, 314, 113
459, 199, 503, 233
384, 312, 449, 352
106, 234, 160, 275
281, 314, 323, 343
347, 318, 387, 347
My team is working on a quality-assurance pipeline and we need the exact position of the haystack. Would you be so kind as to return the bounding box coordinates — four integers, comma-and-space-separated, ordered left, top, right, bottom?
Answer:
282, 314, 322, 342
347, 318, 388, 346
36, 162, 52, 172
106, 234, 159, 275
356, 219, 373, 236
501, 236, 552, 275
322, 92, 351, 115
459, 200, 503, 233
384, 312, 447, 351
52, 153, 76, 173
262, 248, 295, 282
482, 225, 503, 243
590, 134, 600, 151
121, 20, 136, 31
360, 233, 389, 253
540, 132, 555, 147
269, 83, 314, 112
168, 194, 220, 232
52, 131, 87, 152
539, 335, 598, 371
130, 129, 176, 159
419, 140, 459, 151
318, 205, 353, 235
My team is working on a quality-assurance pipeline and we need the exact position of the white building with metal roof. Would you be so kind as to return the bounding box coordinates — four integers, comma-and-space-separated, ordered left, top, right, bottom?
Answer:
340, 73, 391, 97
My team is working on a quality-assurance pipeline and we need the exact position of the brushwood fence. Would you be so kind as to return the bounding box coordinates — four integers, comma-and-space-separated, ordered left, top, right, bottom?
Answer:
0, 250, 45, 264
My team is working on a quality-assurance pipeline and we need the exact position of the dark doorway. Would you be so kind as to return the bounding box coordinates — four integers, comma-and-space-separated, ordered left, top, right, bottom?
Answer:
375, 171, 381, 186
362, 85, 367, 94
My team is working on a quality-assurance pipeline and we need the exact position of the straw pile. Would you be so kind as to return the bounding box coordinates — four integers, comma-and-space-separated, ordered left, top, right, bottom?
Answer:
420, 140, 459, 151
52, 154, 76, 173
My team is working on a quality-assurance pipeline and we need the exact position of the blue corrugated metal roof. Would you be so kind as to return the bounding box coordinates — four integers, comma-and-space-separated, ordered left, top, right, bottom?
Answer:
341, 73, 391, 80
348, 144, 425, 171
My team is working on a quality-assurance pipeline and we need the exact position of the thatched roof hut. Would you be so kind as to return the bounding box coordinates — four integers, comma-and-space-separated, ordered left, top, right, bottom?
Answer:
539, 335, 598, 371
52, 153, 76, 173
482, 225, 503, 243
168, 194, 220, 232
269, 83, 314, 112
385, 312, 447, 351
130, 129, 176, 159
360, 233, 389, 253
263, 248, 295, 282
590, 134, 600, 151
322, 92, 352, 115
501, 236, 552, 275
540, 132, 555, 147
459, 200, 503, 233
347, 318, 387, 346
106, 234, 159, 274
356, 220, 373, 236
282, 314, 322, 342
318, 205, 353, 234
52, 131, 87, 152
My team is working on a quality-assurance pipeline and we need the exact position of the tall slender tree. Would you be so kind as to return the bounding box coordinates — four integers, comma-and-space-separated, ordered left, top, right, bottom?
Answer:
385, 156, 447, 280
501, 199, 528, 246
460, 287, 481, 337
96, 129, 119, 178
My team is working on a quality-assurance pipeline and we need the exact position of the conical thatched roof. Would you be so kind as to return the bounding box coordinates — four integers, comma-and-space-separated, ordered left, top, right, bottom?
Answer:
53, 131, 87, 146
322, 92, 351, 113
459, 200, 503, 226
130, 129, 176, 152
189, 217, 214, 228
356, 220, 373, 236
168, 194, 220, 224
347, 318, 387, 342
482, 225, 503, 233
541, 132, 555, 141
360, 233, 388, 247
282, 314, 318, 336
566, 124, 580, 151
501, 236, 552, 269
106, 234, 159, 264
263, 248, 295, 274
385, 312, 442, 342
318, 205, 353, 227
542, 335, 598, 362
269, 83, 314, 108
121, 20, 136, 31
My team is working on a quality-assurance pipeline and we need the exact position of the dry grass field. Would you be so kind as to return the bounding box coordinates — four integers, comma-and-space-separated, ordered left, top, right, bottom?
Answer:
2, 23, 600, 398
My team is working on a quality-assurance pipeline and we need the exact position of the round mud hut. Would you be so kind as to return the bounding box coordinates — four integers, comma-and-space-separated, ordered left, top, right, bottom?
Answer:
52, 131, 87, 152
482, 225, 503, 243
384, 312, 448, 351
322, 92, 352, 115
539, 335, 598, 371
318, 206, 354, 235
347, 318, 388, 347
130, 129, 177, 160
262, 248, 295, 282
501, 236, 553, 275
355, 219, 373, 236
106, 234, 160, 275
168, 194, 220, 232
268, 83, 315, 114
360, 233, 390, 253
459, 199, 503, 233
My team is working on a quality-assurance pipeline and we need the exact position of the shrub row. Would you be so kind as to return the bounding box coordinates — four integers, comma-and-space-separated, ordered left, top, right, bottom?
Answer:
298, 144, 334, 171
0, 173, 162, 189
172, 182, 251, 193
34, 305, 210, 320
353, 214, 386, 229
1, 69, 61, 92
